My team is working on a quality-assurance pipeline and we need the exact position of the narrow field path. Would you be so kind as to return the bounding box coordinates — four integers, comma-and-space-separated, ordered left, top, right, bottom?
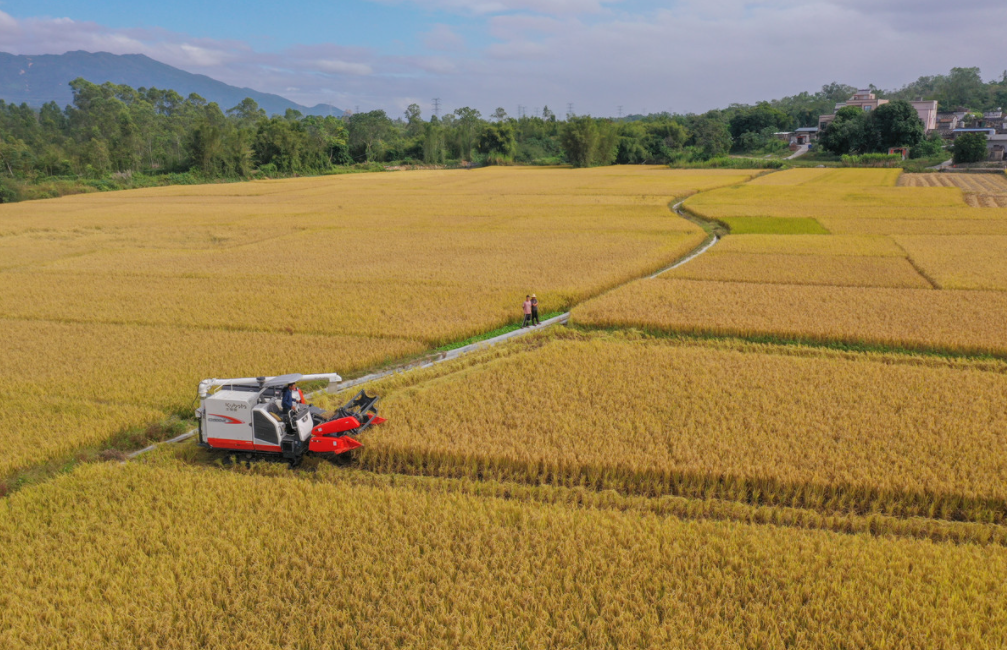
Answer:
786, 145, 809, 160
128, 196, 724, 460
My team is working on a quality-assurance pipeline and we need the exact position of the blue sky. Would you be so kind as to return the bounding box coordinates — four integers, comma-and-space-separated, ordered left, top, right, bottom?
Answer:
0, 0, 1005, 116
2, 0, 446, 51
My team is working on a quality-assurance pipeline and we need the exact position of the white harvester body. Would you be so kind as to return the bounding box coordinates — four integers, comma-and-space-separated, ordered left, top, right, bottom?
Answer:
195, 373, 384, 465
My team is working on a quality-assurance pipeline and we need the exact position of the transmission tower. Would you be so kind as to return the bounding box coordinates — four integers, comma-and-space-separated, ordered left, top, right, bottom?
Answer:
567, 102, 574, 117
517, 105, 525, 118
617, 106, 623, 119
432, 98, 441, 117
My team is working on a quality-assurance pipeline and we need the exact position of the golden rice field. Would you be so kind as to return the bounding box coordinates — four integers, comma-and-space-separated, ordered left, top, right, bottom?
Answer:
685, 167, 1007, 231
332, 332, 1007, 523
0, 166, 753, 477
9, 164, 1007, 648
4, 460, 1007, 649
663, 251, 931, 287
577, 167, 1007, 355
899, 171, 1007, 207
576, 278, 1007, 354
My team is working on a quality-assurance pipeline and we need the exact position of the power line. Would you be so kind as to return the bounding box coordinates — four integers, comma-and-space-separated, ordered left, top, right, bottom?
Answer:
432, 98, 441, 117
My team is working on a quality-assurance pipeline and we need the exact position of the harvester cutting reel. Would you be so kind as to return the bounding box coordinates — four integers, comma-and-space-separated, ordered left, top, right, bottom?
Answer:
195, 373, 385, 467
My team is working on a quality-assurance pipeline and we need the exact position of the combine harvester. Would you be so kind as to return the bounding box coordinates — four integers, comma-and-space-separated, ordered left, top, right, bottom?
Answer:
195, 373, 384, 466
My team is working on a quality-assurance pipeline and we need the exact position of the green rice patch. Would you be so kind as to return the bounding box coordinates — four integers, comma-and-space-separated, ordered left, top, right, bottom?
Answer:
722, 217, 829, 235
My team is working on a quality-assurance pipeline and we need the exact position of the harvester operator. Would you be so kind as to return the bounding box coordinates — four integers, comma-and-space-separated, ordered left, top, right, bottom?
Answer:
281, 382, 299, 413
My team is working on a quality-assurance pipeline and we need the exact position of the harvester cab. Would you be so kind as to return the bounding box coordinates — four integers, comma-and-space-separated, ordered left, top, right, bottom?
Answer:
194, 372, 385, 466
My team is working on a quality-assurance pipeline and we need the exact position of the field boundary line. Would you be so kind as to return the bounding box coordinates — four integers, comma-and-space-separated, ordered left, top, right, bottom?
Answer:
890, 238, 941, 289
650, 201, 719, 278
127, 195, 722, 461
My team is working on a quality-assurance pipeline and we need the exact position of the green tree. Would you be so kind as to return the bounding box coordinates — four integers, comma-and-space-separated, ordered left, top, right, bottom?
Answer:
253, 116, 310, 172
189, 103, 231, 174
346, 110, 394, 162
909, 132, 946, 159
689, 114, 732, 159
227, 98, 266, 125
941, 67, 986, 110
728, 102, 792, 141
477, 122, 517, 162
560, 116, 599, 167
869, 100, 924, 151
560, 116, 618, 167
615, 122, 650, 164
302, 115, 350, 166
422, 115, 446, 164
819, 106, 868, 155
404, 104, 423, 137
952, 132, 988, 163
452, 107, 482, 161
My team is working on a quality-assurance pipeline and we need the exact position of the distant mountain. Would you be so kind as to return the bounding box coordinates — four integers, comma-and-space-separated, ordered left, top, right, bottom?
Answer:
0, 50, 342, 117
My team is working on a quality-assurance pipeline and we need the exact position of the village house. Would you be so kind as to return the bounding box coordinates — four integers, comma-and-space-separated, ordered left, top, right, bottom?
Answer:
773, 126, 819, 150
819, 89, 938, 133
935, 112, 961, 136
950, 127, 1007, 161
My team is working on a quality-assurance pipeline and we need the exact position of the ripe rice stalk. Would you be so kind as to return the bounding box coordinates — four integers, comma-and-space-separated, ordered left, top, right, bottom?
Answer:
335, 334, 1007, 525
3, 461, 1007, 647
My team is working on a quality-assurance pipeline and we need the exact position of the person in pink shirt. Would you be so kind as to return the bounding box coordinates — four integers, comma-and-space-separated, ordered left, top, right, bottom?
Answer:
521, 295, 532, 328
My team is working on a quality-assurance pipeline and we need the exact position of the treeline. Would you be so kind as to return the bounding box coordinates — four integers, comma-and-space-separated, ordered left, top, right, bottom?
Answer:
0, 67, 995, 200
0, 78, 745, 189
883, 67, 1007, 113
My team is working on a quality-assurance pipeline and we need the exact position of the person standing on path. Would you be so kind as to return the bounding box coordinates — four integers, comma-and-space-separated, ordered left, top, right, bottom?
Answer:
521, 295, 532, 328
530, 294, 540, 326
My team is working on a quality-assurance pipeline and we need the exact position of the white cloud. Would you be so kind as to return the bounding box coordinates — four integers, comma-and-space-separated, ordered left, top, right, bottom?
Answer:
422, 24, 465, 51
313, 59, 374, 75
2, 2, 1007, 117
485, 40, 548, 60
488, 15, 566, 40
177, 43, 228, 67
411, 55, 459, 74
370, 0, 615, 16
0, 10, 18, 32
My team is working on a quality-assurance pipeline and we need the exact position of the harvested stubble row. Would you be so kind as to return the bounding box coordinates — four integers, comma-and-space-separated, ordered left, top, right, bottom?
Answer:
3, 461, 1007, 649
898, 172, 1007, 208
347, 334, 1007, 524
0, 167, 751, 475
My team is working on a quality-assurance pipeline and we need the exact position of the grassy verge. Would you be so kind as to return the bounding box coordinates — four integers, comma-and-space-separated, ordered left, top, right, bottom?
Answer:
0, 164, 390, 203
433, 312, 564, 352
